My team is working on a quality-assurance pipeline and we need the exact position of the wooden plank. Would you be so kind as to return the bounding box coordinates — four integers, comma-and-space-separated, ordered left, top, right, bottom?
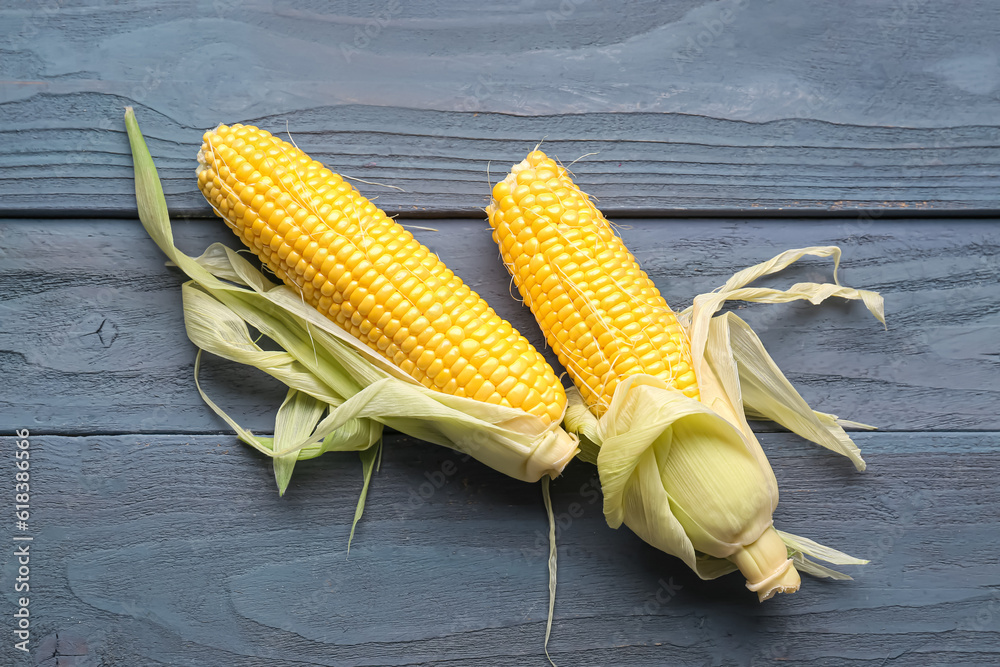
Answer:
2, 1, 1000, 214
2, 216, 997, 434
1, 431, 997, 666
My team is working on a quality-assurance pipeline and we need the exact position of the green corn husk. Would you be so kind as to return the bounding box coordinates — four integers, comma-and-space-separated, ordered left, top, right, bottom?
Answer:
565, 246, 884, 600
125, 108, 579, 507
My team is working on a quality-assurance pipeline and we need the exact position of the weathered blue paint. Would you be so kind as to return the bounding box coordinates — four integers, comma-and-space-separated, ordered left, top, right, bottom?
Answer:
1, 433, 998, 665
2, 1, 999, 664
0, 217, 996, 435
1, 2, 1000, 214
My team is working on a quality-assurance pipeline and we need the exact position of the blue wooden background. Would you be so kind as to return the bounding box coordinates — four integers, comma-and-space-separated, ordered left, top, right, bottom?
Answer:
1, 1, 999, 665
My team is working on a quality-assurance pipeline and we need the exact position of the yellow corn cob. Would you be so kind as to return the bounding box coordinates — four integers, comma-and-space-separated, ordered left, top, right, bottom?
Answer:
489, 150, 810, 600
197, 125, 566, 424
486, 150, 698, 417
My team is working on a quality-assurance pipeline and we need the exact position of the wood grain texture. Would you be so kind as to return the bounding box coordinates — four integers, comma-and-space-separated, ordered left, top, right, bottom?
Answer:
0, 220, 1000, 434
2, 3, 999, 664
1, 431, 997, 666
2, 1, 999, 214
2, 216, 997, 436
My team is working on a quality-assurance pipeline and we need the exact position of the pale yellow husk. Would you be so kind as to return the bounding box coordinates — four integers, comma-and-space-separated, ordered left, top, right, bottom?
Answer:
564, 245, 884, 600
125, 109, 579, 501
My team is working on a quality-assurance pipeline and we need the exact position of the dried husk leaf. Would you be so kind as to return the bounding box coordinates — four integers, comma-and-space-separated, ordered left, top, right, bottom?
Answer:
272, 388, 327, 493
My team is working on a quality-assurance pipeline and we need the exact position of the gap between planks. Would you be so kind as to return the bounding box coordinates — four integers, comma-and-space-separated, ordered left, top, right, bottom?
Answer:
3, 208, 1000, 221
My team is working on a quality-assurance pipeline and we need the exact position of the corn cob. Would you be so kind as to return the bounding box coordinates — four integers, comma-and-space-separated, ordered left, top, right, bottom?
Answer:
197, 125, 566, 425
488, 150, 803, 600
486, 150, 698, 416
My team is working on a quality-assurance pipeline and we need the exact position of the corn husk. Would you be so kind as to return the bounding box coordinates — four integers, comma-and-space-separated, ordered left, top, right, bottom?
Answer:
564, 245, 884, 600
125, 109, 579, 507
